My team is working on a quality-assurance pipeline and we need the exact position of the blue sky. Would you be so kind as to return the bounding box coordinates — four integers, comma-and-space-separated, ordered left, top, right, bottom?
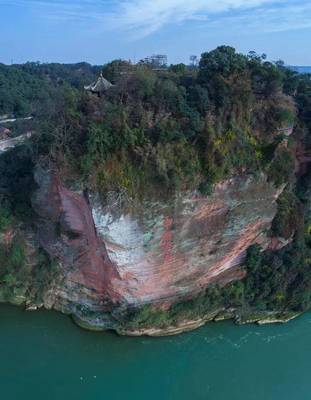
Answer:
0, 0, 311, 65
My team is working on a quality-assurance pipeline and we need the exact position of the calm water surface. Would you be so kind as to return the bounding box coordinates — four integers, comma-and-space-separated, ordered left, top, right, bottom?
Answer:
1, 304, 310, 400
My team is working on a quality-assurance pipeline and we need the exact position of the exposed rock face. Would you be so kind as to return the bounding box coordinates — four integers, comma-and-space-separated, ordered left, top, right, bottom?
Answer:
32, 167, 122, 313
30, 170, 282, 333
92, 175, 281, 308
0, 132, 32, 153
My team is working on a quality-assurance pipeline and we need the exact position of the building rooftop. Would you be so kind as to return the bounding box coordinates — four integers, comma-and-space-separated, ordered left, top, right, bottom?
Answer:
84, 73, 113, 95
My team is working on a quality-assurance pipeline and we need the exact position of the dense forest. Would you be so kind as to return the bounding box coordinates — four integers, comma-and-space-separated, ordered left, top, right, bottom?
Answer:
0, 47, 303, 195
0, 46, 311, 326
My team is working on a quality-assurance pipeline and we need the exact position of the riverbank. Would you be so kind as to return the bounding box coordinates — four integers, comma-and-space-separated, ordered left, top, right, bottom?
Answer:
0, 294, 304, 337
64, 305, 302, 336
115, 310, 302, 336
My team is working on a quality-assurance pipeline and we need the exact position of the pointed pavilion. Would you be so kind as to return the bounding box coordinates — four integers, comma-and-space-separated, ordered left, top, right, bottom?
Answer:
84, 73, 113, 96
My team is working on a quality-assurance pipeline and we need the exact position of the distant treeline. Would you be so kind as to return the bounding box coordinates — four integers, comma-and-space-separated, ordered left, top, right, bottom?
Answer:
0, 62, 100, 116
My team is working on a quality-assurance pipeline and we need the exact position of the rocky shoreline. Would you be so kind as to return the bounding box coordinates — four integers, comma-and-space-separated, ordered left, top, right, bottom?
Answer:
0, 289, 303, 337
66, 306, 302, 336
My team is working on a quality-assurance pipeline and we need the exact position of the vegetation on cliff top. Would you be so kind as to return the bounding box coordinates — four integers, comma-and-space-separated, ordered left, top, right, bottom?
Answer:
0, 46, 303, 198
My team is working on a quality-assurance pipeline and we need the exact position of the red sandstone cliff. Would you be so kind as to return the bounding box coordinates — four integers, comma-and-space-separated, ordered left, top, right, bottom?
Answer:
30, 167, 284, 333
92, 175, 282, 307
32, 167, 122, 312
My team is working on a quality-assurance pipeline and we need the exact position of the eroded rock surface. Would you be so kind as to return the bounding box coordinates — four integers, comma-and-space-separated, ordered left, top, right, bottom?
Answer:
30, 169, 282, 333
32, 167, 122, 314
92, 175, 282, 308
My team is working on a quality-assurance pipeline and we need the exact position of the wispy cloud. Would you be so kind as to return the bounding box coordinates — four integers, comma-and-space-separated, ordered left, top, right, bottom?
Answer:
209, 2, 311, 34
112, 0, 278, 36
1, 0, 311, 38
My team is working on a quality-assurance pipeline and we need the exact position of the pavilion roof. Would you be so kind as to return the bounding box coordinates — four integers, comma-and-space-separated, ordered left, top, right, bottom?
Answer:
84, 73, 113, 93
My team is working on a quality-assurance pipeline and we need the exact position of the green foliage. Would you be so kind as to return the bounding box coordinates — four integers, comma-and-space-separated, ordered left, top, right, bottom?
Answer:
274, 106, 296, 126
10, 242, 25, 269
0, 145, 35, 220
1, 47, 302, 197
169, 63, 187, 75
123, 304, 171, 329
0, 238, 28, 302
272, 190, 302, 239
0, 235, 60, 305
243, 238, 311, 312
102, 60, 133, 83
199, 46, 247, 80
245, 244, 262, 270
80, 47, 298, 196
0, 206, 13, 231
0, 63, 48, 116
267, 146, 295, 187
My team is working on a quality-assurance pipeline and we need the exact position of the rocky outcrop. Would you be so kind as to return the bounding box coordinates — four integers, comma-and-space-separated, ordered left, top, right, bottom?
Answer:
0, 132, 32, 153
92, 175, 282, 308
31, 167, 122, 315
27, 168, 284, 334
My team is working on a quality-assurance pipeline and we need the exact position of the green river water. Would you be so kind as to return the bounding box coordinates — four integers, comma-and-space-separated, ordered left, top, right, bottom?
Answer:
1, 304, 310, 400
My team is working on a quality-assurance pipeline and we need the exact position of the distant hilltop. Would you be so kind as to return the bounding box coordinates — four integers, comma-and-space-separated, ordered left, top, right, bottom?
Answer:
289, 66, 311, 74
